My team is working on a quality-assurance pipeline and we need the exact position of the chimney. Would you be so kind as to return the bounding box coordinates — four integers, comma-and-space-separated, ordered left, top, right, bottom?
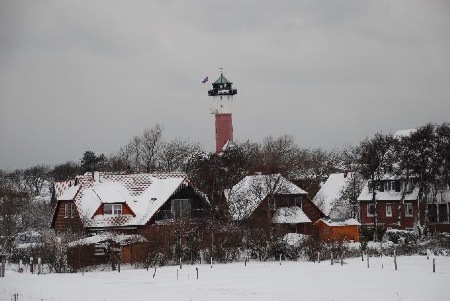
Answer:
93, 171, 100, 182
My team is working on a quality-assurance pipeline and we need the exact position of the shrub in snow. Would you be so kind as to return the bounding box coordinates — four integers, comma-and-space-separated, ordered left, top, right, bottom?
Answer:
383, 229, 418, 245
418, 233, 450, 256
299, 236, 325, 262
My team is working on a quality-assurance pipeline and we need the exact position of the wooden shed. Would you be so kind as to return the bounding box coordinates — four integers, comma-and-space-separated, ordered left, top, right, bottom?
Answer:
314, 218, 360, 242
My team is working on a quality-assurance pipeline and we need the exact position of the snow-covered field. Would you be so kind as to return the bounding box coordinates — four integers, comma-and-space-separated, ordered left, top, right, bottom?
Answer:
2, 256, 449, 301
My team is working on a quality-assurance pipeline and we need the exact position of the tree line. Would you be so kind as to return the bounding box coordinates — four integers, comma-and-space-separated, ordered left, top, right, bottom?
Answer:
0, 122, 449, 262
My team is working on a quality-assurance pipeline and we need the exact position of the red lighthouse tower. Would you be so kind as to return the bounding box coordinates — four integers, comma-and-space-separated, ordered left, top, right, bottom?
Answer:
208, 72, 238, 153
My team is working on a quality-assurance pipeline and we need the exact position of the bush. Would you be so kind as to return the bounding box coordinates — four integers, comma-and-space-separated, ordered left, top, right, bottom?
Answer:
383, 229, 418, 244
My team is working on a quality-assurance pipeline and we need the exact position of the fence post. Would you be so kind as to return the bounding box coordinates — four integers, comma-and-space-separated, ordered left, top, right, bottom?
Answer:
331, 253, 333, 265
30, 257, 33, 273
340, 253, 343, 266
433, 258, 435, 273
317, 252, 320, 263
394, 250, 397, 271
279, 254, 282, 266
196, 267, 199, 279
179, 258, 182, 269
210, 257, 213, 268
1, 255, 5, 277
367, 253, 369, 268
38, 258, 42, 275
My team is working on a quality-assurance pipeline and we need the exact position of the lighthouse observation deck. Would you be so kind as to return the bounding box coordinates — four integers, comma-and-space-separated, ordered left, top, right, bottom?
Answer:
208, 73, 237, 96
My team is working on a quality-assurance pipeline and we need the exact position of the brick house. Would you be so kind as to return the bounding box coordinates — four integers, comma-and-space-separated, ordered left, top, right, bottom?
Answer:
224, 173, 324, 236
358, 176, 450, 235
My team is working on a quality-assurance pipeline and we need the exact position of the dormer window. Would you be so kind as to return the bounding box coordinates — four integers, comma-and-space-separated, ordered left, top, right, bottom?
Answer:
104, 204, 122, 215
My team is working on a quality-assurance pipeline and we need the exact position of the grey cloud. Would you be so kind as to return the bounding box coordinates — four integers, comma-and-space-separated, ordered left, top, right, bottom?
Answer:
1, 0, 449, 169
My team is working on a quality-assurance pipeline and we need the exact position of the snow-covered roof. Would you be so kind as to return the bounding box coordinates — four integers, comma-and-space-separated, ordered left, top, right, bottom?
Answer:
357, 181, 419, 201
219, 140, 237, 154
56, 172, 203, 228
272, 206, 311, 224
57, 185, 80, 201
54, 180, 76, 200
68, 233, 147, 247
314, 218, 361, 227
313, 173, 353, 216
225, 174, 307, 221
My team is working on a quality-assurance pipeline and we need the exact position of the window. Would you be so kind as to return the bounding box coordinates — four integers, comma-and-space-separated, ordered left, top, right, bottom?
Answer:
282, 198, 290, 207
405, 203, 413, 217
367, 203, 375, 217
171, 199, 191, 218
104, 204, 122, 215
386, 203, 392, 217
394, 181, 401, 192
369, 181, 384, 192
294, 197, 302, 208
268, 198, 276, 210
64, 203, 74, 218
438, 203, 449, 222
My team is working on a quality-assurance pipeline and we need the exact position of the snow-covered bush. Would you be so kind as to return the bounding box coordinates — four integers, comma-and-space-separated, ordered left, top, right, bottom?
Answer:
383, 229, 418, 245
272, 233, 309, 260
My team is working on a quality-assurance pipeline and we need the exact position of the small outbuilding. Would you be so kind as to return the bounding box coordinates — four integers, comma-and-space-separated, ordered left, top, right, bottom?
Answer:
314, 218, 361, 242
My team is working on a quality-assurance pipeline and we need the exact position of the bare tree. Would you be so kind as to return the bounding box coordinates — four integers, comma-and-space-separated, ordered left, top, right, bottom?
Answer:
23, 165, 51, 196
159, 139, 202, 172
129, 136, 143, 171
0, 184, 31, 254
141, 124, 163, 172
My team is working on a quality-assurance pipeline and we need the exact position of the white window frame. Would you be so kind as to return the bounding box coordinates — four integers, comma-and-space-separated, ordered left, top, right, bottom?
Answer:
386, 203, 392, 217
367, 203, 375, 217
405, 203, 413, 217
64, 203, 69, 218
104, 203, 122, 216
64, 203, 74, 218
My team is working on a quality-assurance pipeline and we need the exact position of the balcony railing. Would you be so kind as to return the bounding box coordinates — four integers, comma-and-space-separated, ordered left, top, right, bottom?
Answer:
154, 209, 207, 221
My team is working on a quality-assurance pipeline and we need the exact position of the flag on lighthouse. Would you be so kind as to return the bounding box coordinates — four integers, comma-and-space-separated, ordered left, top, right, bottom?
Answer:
201, 76, 208, 84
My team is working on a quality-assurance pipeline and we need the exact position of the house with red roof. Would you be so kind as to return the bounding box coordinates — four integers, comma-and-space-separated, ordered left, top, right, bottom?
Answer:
51, 172, 210, 235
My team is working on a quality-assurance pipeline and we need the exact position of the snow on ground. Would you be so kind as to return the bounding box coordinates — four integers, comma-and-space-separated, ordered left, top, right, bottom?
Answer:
1, 256, 449, 301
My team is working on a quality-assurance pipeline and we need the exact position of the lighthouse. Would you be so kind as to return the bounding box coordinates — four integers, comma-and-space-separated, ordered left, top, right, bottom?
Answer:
208, 72, 238, 153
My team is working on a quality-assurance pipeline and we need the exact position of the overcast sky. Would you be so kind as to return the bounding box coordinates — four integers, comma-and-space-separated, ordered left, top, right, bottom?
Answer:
1, 0, 449, 170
